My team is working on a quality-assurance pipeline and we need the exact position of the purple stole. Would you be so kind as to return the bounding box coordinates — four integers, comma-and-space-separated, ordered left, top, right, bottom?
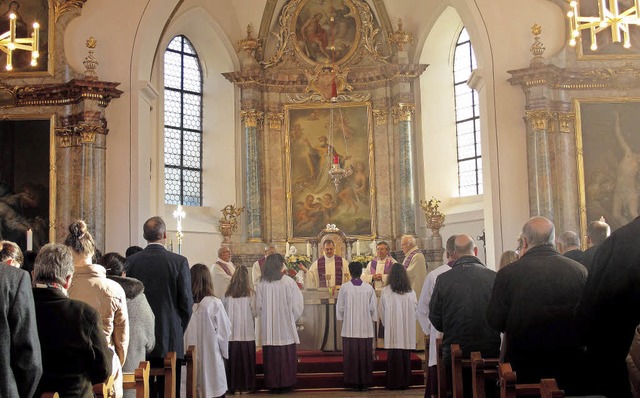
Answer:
318, 256, 343, 287
370, 256, 394, 275
402, 250, 419, 269
351, 278, 363, 286
258, 256, 266, 271
216, 260, 233, 276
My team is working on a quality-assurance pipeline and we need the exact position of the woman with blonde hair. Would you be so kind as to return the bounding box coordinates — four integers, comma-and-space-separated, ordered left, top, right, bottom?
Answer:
65, 220, 129, 398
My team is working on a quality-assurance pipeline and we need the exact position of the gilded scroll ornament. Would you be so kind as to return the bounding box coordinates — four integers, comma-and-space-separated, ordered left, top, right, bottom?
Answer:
530, 24, 546, 68
53, 0, 87, 23
359, 0, 389, 63
219, 205, 244, 244
420, 197, 445, 235
83, 37, 99, 81
266, 112, 285, 129
372, 108, 388, 125
240, 109, 264, 127
388, 19, 414, 52
261, 0, 298, 69
237, 24, 260, 58
525, 109, 553, 131
391, 103, 415, 124
304, 64, 352, 100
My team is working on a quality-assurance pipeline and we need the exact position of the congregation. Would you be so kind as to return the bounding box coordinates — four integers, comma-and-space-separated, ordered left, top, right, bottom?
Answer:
2, 214, 640, 398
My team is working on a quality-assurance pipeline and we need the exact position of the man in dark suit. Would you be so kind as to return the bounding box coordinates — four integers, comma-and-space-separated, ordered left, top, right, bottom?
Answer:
126, 216, 193, 397
0, 255, 42, 398
32, 243, 112, 397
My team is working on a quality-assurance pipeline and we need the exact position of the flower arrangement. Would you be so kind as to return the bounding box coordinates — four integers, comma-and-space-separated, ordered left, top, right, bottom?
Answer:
285, 254, 311, 289
351, 255, 374, 264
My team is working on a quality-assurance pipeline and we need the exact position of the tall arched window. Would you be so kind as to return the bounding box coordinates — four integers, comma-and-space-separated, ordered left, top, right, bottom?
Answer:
163, 35, 203, 206
453, 27, 482, 196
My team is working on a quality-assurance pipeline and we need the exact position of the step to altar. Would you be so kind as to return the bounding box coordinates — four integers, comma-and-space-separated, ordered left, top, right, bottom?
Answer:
255, 349, 425, 391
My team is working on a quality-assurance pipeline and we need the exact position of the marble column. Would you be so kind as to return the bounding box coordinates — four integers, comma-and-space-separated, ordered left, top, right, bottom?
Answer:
392, 103, 417, 236
524, 110, 554, 219
241, 109, 264, 241
549, 112, 579, 233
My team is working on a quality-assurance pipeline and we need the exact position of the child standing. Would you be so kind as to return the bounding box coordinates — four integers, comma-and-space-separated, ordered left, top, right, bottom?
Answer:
336, 261, 378, 390
379, 263, 417, 390
223, 265, 258, 394
184, 263, 232, 398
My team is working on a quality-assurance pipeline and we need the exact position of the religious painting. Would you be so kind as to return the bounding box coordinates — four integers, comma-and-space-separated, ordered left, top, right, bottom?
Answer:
574, 0, 640, 59
293, 0, 360, 65
0, 0, 52, 76
285, 102, 375, 239
575, 99, 640, 239
0, 117, 54, 252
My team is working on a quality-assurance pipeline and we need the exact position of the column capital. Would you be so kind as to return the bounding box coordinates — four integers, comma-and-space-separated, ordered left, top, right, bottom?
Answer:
391, 103, 415, 124
265, 112, 284, 130
372, 109, 388, 125
240, 109, 264, 127
525, 109, 553, 131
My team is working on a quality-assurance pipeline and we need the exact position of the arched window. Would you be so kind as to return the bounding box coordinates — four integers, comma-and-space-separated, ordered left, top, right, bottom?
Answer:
163, 35, 203, 206
453, 27, 482, 196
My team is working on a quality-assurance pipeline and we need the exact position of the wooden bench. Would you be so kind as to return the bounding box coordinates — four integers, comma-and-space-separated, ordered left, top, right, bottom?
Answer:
470, 351, 500, 398
451, 345, 501, 398
40, 393, 59, 398
185, 345, 196, 398
149, 351, 177, 398
436, 337, 448, 398
123, 361, 150, 398
499, 363, 565, 398
93, 373, 115, 398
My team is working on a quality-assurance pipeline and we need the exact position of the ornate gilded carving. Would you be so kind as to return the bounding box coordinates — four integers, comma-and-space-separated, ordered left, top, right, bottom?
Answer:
266, 112, 284, 130
219, 205, 245, 244
556, 113, 575, 133
359, 0, 389, 63
391, 103, 415, 124
237, 24, 260, 57
261, 0, 297, 69
420, 197, 445, 236
83, 37, 99, 81
304, 64, 352, 100
372, 108, 388, 125
240, 109, 264, 127
76, 124, 104, 143
525, 109, 553, 131
388, 19, 414, 52
530, 24, 546, 68
53, 0, 87, 23
56, 127, 74, 148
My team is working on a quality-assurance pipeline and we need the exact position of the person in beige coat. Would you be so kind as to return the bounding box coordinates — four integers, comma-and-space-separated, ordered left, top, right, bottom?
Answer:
401, 235, 427, 350
66, 220, 129, 398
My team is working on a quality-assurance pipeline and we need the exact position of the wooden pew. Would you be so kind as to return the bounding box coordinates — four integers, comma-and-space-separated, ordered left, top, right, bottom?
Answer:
436, 337, 448, 398
93, 373, 115, 398
470, 351, 499, 398
40, 393, 59, 398
185, 345, 196, 398
123, 361, 150, 398
149, 351, 177, 398
451, 344, 470, 398
499, 363, 565, 398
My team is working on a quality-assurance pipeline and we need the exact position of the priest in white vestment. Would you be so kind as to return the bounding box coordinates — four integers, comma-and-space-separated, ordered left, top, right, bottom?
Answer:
417, 234, 457, 396
336, 261, 378, 389
211, 246, 235, 298
306, 239, 349, 288
251, 244, 277, 288
362, 241, 395, 290
401, 234, 428, 350
256, 253, 304, 392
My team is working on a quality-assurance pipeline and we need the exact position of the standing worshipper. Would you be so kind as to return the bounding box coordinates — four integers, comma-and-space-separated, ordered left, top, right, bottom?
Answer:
379, 263, 418, 390
66, 220, 129, 398
125, 216, 193, 398
212, 246, 236, 299
223, 265, 258, 394
306, 239, 348, 288
362, 241, 395, 290
400, 235, 428, 350
256, 253, 304, 392
185, 263, 232, 398
336, 261, 377, 390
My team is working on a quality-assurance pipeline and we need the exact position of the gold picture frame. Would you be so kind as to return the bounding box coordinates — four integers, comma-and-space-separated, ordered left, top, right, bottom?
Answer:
0, 0, 54, 77
575, 98, 640, 241
0, 113, 56, 249
285, 101, 376, 240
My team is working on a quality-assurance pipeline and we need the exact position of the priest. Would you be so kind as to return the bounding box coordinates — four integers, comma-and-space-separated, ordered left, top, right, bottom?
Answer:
306, 239, 348, 288
362, 241, 395, 290
251, 243, 277, 288
401, 234, 428, 350
211, 246, 235, 298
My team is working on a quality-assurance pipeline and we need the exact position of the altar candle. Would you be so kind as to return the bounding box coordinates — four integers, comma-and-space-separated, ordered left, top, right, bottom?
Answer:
356, 239, 360, 256
306, 242, 311, 257
333, 154, 339, 164
26, 229, 33, 251
286, 241, 290, 254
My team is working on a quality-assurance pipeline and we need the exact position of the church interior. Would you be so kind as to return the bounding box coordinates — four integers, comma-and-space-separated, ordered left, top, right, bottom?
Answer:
0, 0, 636, 268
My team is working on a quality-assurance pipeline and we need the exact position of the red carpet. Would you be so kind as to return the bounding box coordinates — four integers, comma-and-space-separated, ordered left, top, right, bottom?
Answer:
255, 349, 425, 390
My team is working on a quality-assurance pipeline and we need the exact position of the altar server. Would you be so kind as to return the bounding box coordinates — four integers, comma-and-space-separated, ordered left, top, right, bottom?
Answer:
185, 263, 232, 398
256, 253, 304, 392
336, 261, 378, 390
379, 263, 417, 390
223, 265, 258, 394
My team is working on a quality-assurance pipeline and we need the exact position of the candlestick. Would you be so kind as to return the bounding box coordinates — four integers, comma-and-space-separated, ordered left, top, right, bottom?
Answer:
306, 241, 311, 257
356, 239, 360, 256
26, 229, 33, 251
286, 241, 290, 255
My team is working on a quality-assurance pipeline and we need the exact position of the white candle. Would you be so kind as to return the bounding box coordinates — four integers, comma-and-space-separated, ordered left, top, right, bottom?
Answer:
306, 242, 311, 257
356, 239, 360, 256
286, 241, 290, 255
26, 229, 33, 251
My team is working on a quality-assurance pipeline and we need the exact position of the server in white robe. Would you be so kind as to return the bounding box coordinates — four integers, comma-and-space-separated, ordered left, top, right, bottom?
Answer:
184, 264, 232, 398
336, 261, 378, 389
223, 265, 258, 394
379, 263, 417, 390
416, 235, 457, 397
256, 253, 304, 391
362, 241, 395, 290
306, 239, 348, 288
400, 235, 427, 350
211, 246, 235, 298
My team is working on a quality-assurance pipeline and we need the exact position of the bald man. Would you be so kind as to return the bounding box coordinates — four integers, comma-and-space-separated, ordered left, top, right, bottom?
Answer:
212, 246, 236, 299
487, 216, 587, 395
579, 219, 610, 273
401, 235, 428, 350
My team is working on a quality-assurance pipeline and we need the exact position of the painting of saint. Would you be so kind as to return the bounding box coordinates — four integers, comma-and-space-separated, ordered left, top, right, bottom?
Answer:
287, 103, 373, 238
294, 0, 359, 65
0, 0, 49, 74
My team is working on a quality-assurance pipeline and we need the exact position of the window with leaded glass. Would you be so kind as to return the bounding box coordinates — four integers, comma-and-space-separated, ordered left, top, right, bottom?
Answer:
163, 35, 203, 206
453, 27, 482, 196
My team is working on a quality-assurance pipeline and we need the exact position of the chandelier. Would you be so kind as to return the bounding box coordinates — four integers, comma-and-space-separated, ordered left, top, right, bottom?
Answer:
567, 0, 640, 50
0, 11, 39, 71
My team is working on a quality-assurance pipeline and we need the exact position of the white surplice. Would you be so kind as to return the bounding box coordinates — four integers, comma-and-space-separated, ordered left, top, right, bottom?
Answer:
306, 255, 348, 288
416, 263, 451, 366
222, 294, 257, 341
184, 296, 232, 398
362, 256, 395, 290
256, 275, 304, 346
336, 281, 377, 338
251, 260, 263, 288
211, 258, 235, 299
404, 247, 427, 350
379, 286, 417, 350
